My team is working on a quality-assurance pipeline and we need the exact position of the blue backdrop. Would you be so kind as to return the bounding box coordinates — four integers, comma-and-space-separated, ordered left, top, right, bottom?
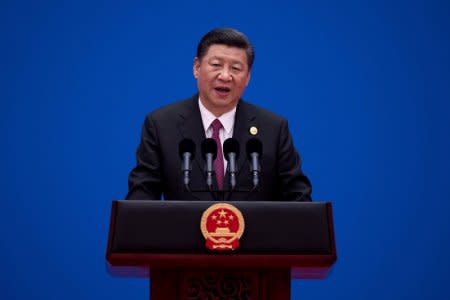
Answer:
2, 0, 449, 299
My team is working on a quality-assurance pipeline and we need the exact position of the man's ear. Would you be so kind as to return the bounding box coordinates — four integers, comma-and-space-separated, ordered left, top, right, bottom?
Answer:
193, 57, 200, 79
245, 71, 251, 86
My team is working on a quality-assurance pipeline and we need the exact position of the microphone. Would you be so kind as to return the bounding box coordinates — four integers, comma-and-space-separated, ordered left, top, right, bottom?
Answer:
201, 138, 217, 190
223, 138, 240, 190
246, 138, 262, 188
178, 139, 195, 188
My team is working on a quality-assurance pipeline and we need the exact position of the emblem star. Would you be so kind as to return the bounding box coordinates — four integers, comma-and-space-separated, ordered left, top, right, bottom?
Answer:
229, 215, 234, 220
216, 220, 222, 225
224, 220, 229, 225
218, 209, 227, 218
212, 215, 217, 220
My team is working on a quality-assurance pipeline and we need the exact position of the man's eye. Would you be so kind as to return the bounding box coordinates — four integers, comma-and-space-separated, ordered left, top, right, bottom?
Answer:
232, 66, 242, 72
211, 63, 221, 67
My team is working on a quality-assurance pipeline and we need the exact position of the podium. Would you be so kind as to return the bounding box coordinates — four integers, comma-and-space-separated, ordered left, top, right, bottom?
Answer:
106, 200, 337, 300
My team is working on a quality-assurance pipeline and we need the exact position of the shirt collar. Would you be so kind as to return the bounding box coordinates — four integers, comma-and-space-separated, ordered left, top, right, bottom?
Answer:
198, 97, 236, 135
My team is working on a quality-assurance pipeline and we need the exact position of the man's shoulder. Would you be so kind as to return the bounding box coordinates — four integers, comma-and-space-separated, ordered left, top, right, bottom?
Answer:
143, 96, 287, 125
145, 96, 196, 121
239, 99, 287, 124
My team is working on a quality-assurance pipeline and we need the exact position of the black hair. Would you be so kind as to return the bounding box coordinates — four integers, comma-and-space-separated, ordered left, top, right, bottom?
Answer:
196, 28, 255, 69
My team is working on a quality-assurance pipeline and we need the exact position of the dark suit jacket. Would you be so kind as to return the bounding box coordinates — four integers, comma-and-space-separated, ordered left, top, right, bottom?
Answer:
126, 95, 312, 201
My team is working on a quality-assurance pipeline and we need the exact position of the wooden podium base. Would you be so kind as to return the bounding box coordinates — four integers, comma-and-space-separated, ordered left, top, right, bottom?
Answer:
150, 269, 290, 300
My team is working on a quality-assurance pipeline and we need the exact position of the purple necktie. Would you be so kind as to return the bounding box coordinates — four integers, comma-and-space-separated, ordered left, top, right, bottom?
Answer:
211, 119, 224, 190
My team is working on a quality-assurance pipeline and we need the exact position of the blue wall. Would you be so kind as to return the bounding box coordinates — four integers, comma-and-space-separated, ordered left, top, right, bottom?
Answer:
2, 0, 449, 299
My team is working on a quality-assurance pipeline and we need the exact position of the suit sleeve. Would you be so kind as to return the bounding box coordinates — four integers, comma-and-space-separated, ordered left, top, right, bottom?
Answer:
125, 114, 162, 200
277, 119, 312, 201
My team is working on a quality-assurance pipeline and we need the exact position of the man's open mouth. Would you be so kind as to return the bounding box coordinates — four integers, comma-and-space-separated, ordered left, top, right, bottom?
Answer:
214, 87, 231, 93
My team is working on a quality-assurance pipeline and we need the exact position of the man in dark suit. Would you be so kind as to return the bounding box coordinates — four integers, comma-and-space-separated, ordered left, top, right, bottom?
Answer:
126, 28, 311, 201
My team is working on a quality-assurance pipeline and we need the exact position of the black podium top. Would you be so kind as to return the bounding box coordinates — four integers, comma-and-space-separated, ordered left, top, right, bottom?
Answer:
108, 200, 335, 254
106, 200, 337, 278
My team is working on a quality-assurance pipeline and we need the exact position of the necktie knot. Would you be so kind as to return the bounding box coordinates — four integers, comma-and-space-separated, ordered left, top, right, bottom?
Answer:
211, 119, 223, 133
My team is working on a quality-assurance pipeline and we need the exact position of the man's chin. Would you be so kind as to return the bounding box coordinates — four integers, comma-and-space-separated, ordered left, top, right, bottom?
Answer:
208, 101, 237, 115
214, 99, 237, 108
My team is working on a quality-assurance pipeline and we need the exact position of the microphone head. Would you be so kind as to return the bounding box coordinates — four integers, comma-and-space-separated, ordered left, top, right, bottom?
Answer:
223, 138, 240, 161
201, 138, 217, 160
246, 138, 263, 159
179, 138, 195, 159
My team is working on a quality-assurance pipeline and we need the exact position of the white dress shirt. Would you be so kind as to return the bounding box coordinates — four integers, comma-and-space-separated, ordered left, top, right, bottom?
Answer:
198, 98, 236, 174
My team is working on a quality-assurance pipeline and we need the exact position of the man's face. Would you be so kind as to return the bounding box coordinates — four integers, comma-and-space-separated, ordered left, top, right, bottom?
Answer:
193, 44, 251, 116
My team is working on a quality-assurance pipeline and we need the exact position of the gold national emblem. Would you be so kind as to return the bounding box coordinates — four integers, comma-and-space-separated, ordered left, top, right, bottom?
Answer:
200, 203, 245, 251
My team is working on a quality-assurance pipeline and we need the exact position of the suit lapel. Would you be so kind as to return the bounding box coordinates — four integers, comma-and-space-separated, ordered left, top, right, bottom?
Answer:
176, 96, 209, 188
223, 100, 257, 191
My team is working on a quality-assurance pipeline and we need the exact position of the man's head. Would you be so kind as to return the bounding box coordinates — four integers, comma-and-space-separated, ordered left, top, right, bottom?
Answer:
196, 28, 255, 70
193, 28, 254, 117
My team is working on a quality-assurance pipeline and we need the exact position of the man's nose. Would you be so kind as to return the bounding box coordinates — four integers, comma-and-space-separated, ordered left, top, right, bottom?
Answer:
218, 68, 232, 81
